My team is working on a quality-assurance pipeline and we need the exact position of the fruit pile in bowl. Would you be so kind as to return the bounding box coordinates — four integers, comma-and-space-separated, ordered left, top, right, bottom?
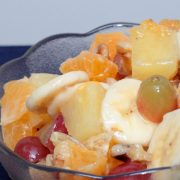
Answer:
1, 19, 180, 180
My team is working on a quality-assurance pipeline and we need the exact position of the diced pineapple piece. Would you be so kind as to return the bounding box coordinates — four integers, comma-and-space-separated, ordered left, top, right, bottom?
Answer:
130, 19, 179, 80
60, 82, 106, 141
160, 19, 180, 60
160, 19, 180, 31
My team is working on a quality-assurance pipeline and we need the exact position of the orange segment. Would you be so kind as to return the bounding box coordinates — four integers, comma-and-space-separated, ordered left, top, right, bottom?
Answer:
89, 32, 130, 60
54, 140, 107, 180
52, 132, 123, 179
1, 76, 52, 150
84, 132, 123, 174
2, 112, 51, 150
1, 77, 35, 125
60, 51, 118, 81
67, 142, 106, 175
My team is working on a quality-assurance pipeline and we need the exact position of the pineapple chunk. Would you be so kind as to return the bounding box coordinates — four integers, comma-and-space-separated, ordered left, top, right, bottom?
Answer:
160, 19, 180, 60
160, 19, 180, 31
61, 81, 106, 141
130, 19, 179, 80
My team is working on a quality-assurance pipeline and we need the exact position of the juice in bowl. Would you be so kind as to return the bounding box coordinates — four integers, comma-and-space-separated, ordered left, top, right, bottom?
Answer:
0, 19, 180, 180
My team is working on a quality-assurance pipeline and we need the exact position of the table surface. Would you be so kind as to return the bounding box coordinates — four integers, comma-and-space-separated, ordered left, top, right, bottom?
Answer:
0, 46, 30, 65
0, 46, 31, 180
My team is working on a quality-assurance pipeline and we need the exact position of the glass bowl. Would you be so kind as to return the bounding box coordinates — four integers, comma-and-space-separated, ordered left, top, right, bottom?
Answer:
0, 22, 178, 180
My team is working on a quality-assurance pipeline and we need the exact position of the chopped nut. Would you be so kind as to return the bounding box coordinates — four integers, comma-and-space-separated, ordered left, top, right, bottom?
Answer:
113, 53, 132, 79
95, 43, 109, 58
111, 144, 151, 162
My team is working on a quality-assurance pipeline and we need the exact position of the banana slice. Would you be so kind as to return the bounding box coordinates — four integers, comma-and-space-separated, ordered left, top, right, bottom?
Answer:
148, 109, 180, 167
148, 109, 180, 180
26, 71, 89, 112
102, 78, 157, 146
177, 31, 180, 59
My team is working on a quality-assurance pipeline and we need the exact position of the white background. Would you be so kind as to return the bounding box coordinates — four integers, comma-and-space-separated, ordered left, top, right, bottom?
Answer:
0, 0, 179, 45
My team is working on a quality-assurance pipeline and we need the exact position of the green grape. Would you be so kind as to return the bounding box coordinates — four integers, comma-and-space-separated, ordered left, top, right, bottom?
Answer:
136, 75, 177, 123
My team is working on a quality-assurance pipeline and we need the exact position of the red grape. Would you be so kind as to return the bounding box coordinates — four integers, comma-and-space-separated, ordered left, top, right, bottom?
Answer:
53, 115, 68, 133
137, 75, 177, 123
14, 136, 50, 163
107, 162, 151, 180
38, 114, 68, 153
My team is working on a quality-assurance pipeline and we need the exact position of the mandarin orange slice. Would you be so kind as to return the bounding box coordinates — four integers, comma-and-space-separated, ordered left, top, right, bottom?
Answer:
60, 51, 118, 81
51, 132, 122, 179
84, 132, 123, 174
89, 32, 130, 60
54, 139, 107, 180
2, 112, 51, 150
1, 76, 52, 150
1, 73, 57, 126
1, 77, 35, 125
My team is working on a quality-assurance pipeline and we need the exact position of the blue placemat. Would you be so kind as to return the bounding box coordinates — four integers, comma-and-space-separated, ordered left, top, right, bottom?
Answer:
0, 46, 31, 180
0, 46, 30, 65
0, 165, 11, 180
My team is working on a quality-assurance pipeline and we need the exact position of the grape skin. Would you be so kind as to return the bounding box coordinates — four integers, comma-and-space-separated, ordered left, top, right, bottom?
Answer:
136, 75, 177, 123
108, 161, 150, 180
14, 136, 50, 163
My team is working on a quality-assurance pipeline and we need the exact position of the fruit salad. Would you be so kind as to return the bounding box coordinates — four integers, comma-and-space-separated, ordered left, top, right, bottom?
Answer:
1, 19, 180, 180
